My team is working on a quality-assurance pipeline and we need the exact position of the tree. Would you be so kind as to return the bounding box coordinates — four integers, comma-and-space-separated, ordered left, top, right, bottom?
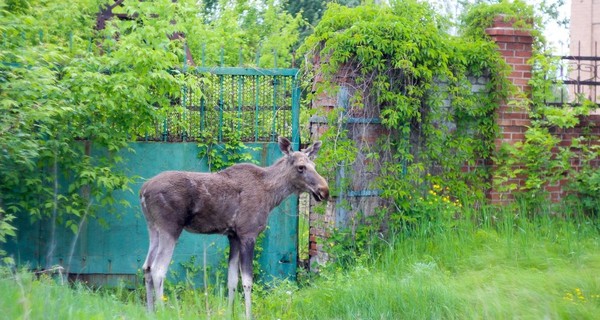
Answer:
0, 0, 304, 265
284, 0, 361, 45
191, 0, 304, 67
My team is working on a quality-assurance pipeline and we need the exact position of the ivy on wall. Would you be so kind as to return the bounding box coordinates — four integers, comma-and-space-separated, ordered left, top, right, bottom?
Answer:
299, 1, 513, 228
301, 1, 599, 263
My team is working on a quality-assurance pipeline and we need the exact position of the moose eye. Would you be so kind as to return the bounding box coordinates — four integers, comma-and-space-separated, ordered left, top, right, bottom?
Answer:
297, 165, 306, 173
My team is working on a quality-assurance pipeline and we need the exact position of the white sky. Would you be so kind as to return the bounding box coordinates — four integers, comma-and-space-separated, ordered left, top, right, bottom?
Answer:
430, 0, 572, 55
534, 0, 571, 55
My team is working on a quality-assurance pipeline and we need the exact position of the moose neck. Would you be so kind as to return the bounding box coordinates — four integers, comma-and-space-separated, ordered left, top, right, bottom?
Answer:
264, 158, 297, 209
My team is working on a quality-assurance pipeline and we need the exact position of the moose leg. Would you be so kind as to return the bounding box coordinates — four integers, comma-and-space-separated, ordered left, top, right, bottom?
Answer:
142, 225, 160, 311
227, 235, 241, 316
239, 237, 256, 320
150, 228, 181, 307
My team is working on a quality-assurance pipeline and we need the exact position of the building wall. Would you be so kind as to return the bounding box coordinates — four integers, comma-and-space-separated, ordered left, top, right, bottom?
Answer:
570, 0, 600, 56
569, 0, 600, 104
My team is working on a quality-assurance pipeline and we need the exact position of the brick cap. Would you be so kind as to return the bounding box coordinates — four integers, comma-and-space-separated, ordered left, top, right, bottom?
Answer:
485, 27, 533, 43
491, 14, 534, 27
485, 14, 534, 44
485, 28, 533, 38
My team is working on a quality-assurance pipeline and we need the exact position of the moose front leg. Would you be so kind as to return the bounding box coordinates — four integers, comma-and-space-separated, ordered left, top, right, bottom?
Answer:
240, 236, 256, 320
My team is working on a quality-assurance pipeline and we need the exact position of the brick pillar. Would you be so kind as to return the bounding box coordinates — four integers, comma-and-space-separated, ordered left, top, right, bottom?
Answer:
307, 53, 336, 271
485, 15, 533, 204
307, 55, 391, 271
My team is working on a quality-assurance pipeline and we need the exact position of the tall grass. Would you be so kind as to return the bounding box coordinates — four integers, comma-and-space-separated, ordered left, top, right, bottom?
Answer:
1, 203, 599, 319
285, 204, 600, 319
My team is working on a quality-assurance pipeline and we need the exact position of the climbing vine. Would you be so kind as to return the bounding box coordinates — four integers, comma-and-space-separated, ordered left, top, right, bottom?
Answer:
196, 119, 258, 172
300, 0, 598, 263
299, 0, 513, 237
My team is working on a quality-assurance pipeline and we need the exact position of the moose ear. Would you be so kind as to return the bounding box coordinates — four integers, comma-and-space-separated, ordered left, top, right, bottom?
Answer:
304, 141, 322, 159
278, 137, 292, 156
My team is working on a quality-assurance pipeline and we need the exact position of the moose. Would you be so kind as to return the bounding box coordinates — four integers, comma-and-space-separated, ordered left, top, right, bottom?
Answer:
140, 137, 329, 319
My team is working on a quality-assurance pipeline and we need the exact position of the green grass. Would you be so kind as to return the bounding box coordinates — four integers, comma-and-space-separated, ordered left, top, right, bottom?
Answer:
2, 208, 599, 319
281, 208, 600, 319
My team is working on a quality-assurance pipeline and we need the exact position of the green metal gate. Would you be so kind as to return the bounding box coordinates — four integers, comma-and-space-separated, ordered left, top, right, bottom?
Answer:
7, 66, 301, 286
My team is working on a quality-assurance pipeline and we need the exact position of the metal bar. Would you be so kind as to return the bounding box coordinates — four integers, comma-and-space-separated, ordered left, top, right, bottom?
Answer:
218, 74, 224, 142
306, 115, 382, 124
562, 80, 600, 86
546, 102, 600, 107
282, 76, 287, 139
346, 117, 382, 124
291, 77, 300, 150
560, 56, 600, 61
237, 75, 243, 133
255, 75, 260, 141
346, 190, 382, 197
162, 118, 168, 142
200, 83, 205, 133
335, 164, 346, 229
271, 76, 278, 141
181, 85, 188, 141
194, 67, 298, 77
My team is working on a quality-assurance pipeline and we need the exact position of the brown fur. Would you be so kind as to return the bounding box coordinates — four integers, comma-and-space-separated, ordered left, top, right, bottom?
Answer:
140, 137, 328, 319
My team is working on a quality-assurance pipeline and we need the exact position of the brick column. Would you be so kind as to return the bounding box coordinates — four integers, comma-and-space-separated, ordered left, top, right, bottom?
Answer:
485, 15, 533, 204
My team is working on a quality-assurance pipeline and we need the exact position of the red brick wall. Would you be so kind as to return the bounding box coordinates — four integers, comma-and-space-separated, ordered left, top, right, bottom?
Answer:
485, 15, 600, 203
485, 16, 533, 204
547, 115, 600, 201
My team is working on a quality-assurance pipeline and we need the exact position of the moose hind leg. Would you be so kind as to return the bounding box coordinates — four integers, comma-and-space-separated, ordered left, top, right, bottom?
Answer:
150, 228, 181, 307
227, 235, 241, 316
240, 237, 256, 320
143, 225, 160, 311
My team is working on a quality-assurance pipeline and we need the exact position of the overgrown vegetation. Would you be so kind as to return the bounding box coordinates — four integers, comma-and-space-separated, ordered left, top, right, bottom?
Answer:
486, 3, 600, 215
299, 0, 512, 251
0, 0, 302, 263
299, 0, 599, 263
2, 205, 599, 319
2, 0, 599, 318
185, 0, 302, 67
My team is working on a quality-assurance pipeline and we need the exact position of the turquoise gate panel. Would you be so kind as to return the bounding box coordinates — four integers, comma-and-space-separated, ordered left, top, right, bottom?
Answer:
6, 142, 298, 286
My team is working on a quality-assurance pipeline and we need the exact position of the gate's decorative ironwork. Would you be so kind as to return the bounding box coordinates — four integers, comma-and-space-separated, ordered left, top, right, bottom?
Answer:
141, 67, 300, 146
547, 43, 600, 107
